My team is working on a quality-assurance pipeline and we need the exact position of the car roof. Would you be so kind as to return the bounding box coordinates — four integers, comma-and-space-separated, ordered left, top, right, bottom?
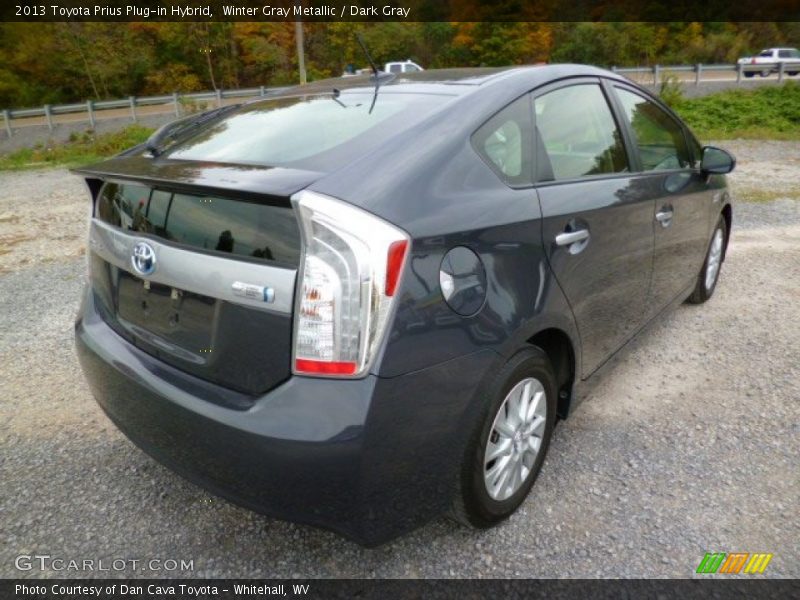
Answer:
275, 67, 519, 97
272, 64, 620, 100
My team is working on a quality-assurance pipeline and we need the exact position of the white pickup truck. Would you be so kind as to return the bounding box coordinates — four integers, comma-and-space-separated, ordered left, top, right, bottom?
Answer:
343, 60, 424, 77
738, 47, 800, 77
383, 60, 424, 74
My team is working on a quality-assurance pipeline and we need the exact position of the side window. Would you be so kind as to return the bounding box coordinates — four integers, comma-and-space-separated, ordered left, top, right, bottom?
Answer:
533, 84, 628, 181
778, 50, 790, 59
472, 94, 532, 186
615, 88, 691, 171
388, 64, 402, 73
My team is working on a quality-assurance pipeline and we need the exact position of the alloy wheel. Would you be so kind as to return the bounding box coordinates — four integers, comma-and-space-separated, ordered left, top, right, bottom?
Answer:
483, 377, 547, 501
705, 228, 724, 291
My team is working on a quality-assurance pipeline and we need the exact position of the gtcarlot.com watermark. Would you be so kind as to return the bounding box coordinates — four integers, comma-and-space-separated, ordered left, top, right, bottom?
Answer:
15, 554, 194, 573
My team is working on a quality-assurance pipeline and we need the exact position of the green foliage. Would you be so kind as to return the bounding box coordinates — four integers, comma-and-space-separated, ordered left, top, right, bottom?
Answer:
658, 73, 685, 107
0, 124, 153, 170
672, 82, 800, 140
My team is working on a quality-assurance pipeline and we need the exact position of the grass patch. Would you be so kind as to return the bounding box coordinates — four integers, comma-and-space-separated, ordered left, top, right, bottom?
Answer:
735, 186, 800, 203
669, 82, 800, 141
0, 125, 154, 171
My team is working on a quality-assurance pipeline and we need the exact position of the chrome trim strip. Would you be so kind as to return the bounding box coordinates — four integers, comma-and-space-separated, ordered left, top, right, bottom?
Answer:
89, 219, 296, 314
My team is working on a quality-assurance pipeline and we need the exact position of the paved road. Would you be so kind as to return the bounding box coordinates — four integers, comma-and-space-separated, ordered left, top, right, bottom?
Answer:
0, 142, 798, 578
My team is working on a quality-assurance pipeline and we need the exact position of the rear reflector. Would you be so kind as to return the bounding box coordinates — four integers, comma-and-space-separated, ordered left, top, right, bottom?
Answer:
385, 240, 409, 297
295, 359, 357, 375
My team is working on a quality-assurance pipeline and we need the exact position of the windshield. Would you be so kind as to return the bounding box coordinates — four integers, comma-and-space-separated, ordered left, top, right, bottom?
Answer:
166, 92, 452, 171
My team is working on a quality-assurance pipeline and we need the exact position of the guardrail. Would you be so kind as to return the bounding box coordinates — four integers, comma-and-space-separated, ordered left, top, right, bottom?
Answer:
611, 61, 800, 86
1, 85, 288, 138
2, 61, 799, 138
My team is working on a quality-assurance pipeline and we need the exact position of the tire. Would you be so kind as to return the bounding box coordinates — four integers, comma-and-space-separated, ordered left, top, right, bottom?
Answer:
450, 346, 557, 528
788, 71, 799, 76
687, 215, 727, 304
744, 72, 755, 78
760, 69, 770, 77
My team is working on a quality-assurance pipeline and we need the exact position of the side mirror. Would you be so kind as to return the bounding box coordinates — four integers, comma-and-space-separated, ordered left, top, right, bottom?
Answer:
701, 146, 736, 175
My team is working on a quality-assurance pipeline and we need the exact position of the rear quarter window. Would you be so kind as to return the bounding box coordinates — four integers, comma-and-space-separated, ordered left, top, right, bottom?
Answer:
471, 94, 533, 187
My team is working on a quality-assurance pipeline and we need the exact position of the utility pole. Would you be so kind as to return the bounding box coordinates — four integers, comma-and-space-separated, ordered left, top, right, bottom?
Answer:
295, 4, 307, 85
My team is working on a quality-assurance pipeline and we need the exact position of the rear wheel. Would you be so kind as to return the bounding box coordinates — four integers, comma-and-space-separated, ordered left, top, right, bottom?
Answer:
687, 215, 727, 304
788, 71, 799, 76
450, 347, 557, 528
760, 69, 771, 77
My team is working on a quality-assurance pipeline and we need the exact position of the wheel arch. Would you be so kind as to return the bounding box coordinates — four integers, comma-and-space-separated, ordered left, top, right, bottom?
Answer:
721, 202, 732, 260
526, 328, 577, 419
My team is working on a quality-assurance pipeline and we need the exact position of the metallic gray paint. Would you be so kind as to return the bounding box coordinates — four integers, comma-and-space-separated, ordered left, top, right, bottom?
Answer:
72, 64, 733, 545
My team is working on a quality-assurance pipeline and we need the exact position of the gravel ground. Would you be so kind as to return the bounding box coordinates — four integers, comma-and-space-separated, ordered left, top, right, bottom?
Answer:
0, 141, 798, 578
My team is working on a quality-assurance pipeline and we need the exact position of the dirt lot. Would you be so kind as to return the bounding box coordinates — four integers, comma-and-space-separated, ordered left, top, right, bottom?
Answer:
0, 141, 798, 578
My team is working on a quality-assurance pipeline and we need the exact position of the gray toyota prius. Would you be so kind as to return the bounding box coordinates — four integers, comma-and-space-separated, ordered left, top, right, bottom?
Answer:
74, 65, 735, 545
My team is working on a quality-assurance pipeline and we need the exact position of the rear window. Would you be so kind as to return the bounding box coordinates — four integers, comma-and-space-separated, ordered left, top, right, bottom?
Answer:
166, 92, 451, 170
96, 183, 300, 264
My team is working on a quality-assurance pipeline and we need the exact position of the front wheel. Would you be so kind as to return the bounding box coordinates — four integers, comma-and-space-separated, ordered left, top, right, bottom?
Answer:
687, 215, 727, 304
450, 347, 557, 528
744, 71, 755, 78
760, 69, 771, 77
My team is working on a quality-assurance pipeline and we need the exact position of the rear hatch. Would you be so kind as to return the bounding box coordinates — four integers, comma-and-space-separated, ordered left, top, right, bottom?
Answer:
78, 157, 315, 396
75, 89, 454, 394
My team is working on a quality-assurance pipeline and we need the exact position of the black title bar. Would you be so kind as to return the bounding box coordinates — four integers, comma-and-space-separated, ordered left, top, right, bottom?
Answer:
3, 579, 800, 600
3, 0, 800, 22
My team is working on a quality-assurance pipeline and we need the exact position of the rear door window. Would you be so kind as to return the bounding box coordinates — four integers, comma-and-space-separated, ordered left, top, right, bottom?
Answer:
614, 88, 691, 171
533, 83, 628, 181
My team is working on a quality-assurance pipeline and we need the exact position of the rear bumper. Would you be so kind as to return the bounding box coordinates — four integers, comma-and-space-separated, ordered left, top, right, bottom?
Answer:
75, 288, 499, 545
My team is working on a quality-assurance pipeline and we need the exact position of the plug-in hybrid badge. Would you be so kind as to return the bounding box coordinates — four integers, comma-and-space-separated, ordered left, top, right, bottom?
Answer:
131, 241, 156, 276
232, 281, 275, 303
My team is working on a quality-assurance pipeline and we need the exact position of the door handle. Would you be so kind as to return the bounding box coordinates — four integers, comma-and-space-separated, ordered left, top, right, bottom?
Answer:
656, 208, 674, 227
555, 229, 589, 246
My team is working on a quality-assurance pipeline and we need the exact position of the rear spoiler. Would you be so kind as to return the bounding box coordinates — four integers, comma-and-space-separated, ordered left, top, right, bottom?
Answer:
71, 155, 323, 207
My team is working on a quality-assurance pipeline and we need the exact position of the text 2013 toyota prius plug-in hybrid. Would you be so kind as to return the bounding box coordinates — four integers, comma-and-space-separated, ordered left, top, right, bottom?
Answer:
74, 65, 735, 545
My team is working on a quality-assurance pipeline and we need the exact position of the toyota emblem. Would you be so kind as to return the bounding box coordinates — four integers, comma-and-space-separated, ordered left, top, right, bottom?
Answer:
131, 241, 157, 276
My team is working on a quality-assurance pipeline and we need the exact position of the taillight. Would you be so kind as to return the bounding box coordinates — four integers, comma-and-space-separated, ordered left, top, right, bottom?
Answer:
291, 190, 409, 378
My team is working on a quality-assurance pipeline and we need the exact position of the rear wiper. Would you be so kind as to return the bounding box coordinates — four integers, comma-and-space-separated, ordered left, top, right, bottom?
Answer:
356, 34, 393, 114
146, 103, 242, 157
